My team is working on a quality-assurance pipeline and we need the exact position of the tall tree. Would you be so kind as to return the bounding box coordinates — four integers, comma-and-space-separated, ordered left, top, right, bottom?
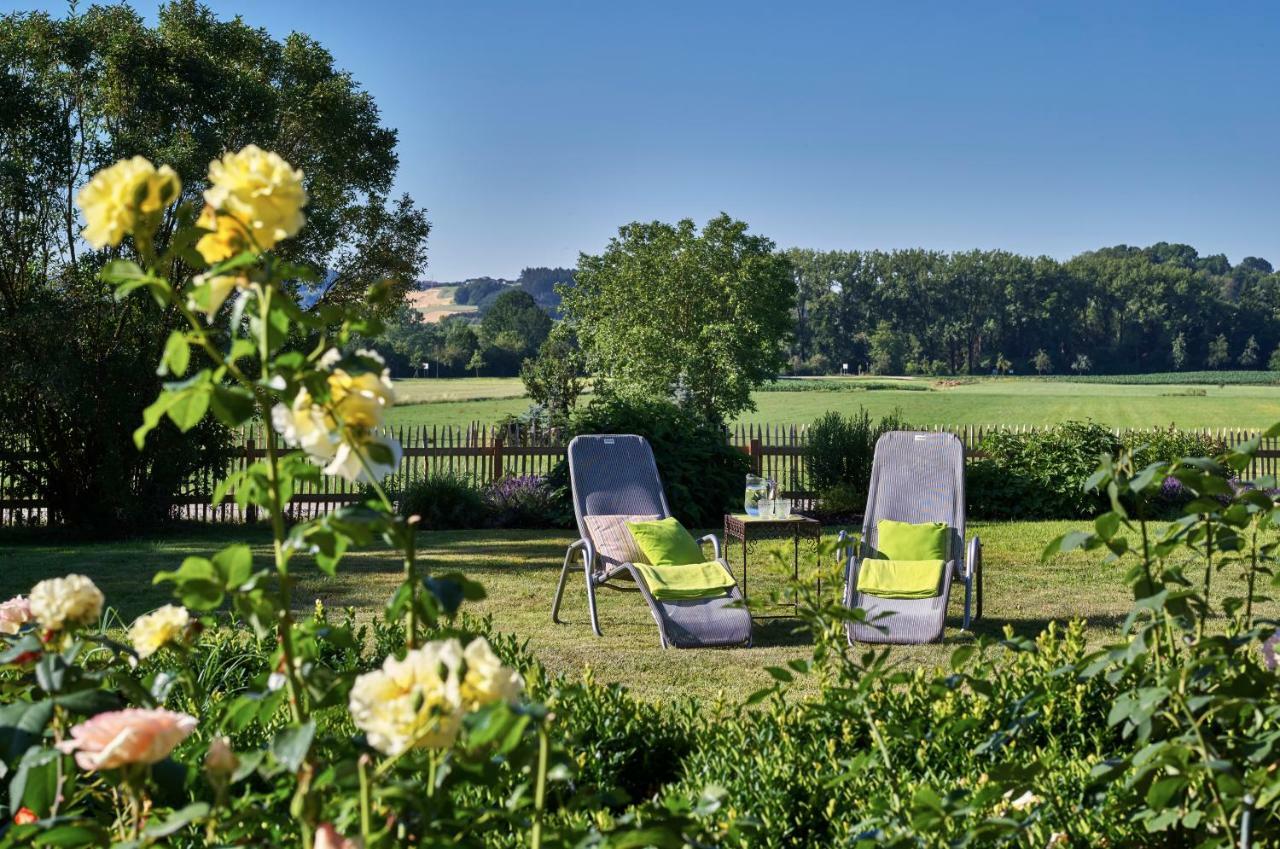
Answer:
479, 289, 551, 373
0, 3, 429, 531
564, 214, 795, 422
1207, 334, 1230, 369
1240, 335, 1260, 368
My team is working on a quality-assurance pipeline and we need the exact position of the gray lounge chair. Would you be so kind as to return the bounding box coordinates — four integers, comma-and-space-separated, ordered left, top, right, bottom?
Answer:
550, 434, 753, 648
841, 431, 982, 644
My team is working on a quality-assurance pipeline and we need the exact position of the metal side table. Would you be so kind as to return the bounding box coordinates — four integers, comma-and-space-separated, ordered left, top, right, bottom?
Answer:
723, 513, 823, 619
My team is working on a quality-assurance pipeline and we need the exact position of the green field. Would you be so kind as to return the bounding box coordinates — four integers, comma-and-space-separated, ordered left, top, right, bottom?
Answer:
386, 375, 1280, 431
3, 521, 1271, 702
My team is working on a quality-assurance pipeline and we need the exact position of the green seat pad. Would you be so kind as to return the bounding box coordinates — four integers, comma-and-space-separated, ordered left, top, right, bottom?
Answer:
625, 517, 705, 566
634, 561, 736, 601
876, 519, 949, 561
856, 558, 945, 599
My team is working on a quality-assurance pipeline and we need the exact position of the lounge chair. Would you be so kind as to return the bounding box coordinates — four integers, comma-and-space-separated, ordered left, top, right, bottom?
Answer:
841, 431, 982, 644
550, 434, 753, 648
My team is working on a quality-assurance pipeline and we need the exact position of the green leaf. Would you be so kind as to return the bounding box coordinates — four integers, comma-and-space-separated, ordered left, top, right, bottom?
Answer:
143, 802, 210, 838
0, 699, 53, 762
210, 384, 255, 427
212, 544, 253, 591
270, 721, 316, 772
153, 556, 223, 610
158, 330, 190, 377
165, 384, 212, 433
134, 392, 179, 449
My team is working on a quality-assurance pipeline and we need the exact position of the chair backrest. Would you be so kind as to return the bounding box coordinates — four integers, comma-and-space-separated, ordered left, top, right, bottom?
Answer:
861, 431, 965, 560
567, 434, 671, 543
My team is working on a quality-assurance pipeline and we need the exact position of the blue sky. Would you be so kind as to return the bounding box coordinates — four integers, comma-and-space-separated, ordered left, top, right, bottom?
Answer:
9, 2, 1280, 280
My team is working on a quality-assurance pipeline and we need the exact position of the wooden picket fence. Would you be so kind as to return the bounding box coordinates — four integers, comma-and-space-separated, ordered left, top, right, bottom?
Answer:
3, 422, 1279, 526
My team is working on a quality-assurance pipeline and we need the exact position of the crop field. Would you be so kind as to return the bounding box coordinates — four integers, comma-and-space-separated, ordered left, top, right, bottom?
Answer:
384, 375, 1280, 431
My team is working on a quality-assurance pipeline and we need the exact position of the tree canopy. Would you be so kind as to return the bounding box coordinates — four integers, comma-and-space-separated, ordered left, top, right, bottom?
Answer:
787, 242, 1279, 375
563, 214, 795, 422
0, 1, 429, 531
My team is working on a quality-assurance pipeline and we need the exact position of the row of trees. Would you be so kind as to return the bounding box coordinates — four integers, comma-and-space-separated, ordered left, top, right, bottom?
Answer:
378, 289, 551, 377
788, 244, 1280, 375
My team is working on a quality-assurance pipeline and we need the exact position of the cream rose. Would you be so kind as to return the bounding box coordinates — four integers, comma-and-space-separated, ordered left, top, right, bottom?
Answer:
57, 708, 196, 771
203, 145, 307, 252
321, 432, 403, 484
129, 604, 191, 659
194, 204, 254, 265
272, 349, 401, 483
28, 574, 104, 631
460, 637, 524, 710
349, 640, 465, 755
76, 156, 181, 249
0, 595, 33, 635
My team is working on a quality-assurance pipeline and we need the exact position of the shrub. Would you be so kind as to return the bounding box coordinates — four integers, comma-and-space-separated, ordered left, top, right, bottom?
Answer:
968, 421, 1120, 519
545, 396, 749, 529
485, 475, 565, 528
805, 407, 909, 507
398, 471, 492, 529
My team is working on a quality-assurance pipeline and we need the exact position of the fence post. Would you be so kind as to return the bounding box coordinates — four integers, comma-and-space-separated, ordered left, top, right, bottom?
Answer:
244, 428, 258, 525
748, 437, 762, 476
491, 427, 505, 483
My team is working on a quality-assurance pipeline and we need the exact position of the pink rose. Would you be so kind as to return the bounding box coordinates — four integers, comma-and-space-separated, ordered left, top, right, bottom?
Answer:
315, 823, 363, 849
0, 596, 32, 635
56, 708, 196, 771
1264, 633, 1278, 672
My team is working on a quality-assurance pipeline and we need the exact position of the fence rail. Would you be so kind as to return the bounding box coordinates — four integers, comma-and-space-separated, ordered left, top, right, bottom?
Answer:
3, 422, 1279, 526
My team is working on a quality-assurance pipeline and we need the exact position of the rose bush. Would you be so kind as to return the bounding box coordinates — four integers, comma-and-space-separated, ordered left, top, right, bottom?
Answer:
0, 148, 701, 848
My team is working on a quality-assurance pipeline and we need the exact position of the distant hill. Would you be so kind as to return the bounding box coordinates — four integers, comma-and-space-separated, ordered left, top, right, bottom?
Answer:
426, 267, 576, 315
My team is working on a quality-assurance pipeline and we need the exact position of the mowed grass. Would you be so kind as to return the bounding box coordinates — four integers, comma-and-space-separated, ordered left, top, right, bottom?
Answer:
5, 521, 1272, 702
386, 375, 1280, 430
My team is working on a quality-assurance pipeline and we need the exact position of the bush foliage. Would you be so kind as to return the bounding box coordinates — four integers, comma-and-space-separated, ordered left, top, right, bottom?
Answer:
968, 422, 1224, 519
545, 395, 749, 529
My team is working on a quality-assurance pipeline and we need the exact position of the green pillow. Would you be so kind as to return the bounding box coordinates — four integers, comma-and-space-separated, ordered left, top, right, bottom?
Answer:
875, 519, 949, 561
625, 517, 705, 566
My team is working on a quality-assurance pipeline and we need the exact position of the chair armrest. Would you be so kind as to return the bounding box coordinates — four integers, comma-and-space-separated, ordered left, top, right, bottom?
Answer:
965, 536, 981, 577
697, 533, 722, 561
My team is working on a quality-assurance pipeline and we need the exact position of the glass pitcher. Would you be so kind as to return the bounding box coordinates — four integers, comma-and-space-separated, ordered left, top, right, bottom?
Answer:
744, 474, 771, 516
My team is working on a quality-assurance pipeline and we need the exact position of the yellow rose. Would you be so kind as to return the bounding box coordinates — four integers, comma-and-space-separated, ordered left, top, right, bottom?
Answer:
271, 348, 402, 483
203, 145, 307, 252
128, 604, 191, 659
321, 431, 402, 484
272, 388, 338, 460
460, 637, 524, 710
348, 640, 464, 755
194, 204, 254, 264
28, 574, 105, 631
328, 359, 396, 430
188, 271, 251, 321
76, 156, 181, 249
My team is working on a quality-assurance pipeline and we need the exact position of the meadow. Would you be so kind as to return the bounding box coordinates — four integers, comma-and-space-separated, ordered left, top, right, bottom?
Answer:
385, 374, 1280, 431
4, 520, 1271, 703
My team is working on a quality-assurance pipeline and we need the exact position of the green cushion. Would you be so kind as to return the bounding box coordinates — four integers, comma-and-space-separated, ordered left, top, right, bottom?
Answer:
856, 558, 944, 599
875, 519, 949, 561
633, 560, 736, 600
625, 517, 705, 566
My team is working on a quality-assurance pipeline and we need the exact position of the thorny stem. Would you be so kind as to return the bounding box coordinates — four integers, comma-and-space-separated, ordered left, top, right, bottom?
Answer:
531, 724, 549, 849
1172, 679, 1234, 839
1198, 519, 1214, 643
358, 755, 373, 845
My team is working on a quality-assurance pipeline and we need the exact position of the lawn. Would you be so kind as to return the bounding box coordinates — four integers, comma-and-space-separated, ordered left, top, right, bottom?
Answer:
5, 520, 1270, 703
385, 375, 1280, 431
